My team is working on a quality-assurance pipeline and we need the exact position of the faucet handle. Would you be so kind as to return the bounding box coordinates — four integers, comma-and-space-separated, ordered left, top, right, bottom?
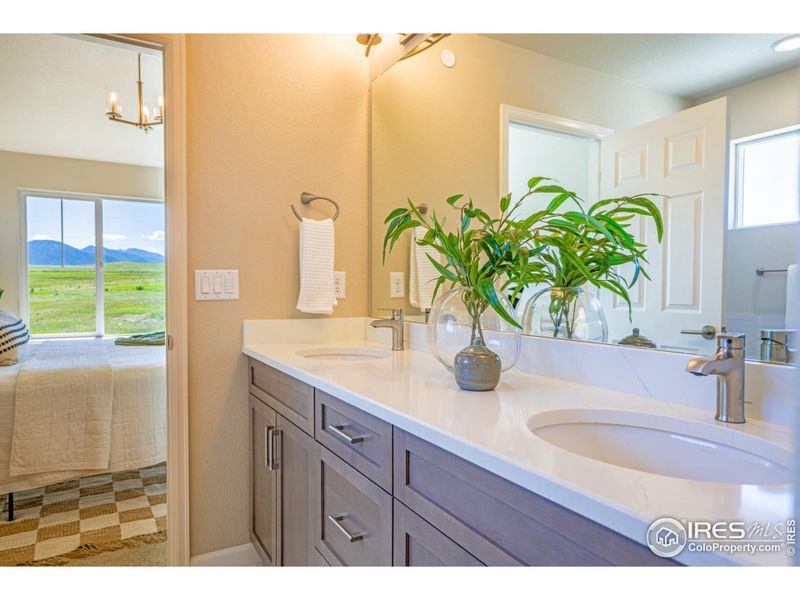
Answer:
717, 333, 745, 350
377, 308, 403, 320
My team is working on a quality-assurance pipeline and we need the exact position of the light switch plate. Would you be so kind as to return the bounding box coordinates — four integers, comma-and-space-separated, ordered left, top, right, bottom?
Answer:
195, 270, 239, 301
390, 272, 405, 298
334, 271, 345, 298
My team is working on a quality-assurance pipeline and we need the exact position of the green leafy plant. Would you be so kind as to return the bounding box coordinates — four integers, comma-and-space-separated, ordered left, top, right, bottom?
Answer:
530, 189, 664, 338
382, 177, 663, 339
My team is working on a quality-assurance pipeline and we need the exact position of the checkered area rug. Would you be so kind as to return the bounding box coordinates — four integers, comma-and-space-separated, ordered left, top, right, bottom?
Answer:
0, 462, 166, 566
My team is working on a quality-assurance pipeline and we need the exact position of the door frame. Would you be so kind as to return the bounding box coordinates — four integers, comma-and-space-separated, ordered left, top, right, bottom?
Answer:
85, 33, 190, 566
498, 104, 613, 201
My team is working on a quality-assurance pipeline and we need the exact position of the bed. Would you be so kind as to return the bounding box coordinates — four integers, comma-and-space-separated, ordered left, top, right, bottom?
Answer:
0, 338, 166, 496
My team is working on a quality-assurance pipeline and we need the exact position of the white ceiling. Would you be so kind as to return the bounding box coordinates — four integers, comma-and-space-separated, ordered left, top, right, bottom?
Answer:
485, 34, 800, 99
0, 34, 164, 167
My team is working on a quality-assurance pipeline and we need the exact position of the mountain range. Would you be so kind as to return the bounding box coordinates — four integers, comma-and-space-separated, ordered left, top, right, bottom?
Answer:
28, 240, 164, 265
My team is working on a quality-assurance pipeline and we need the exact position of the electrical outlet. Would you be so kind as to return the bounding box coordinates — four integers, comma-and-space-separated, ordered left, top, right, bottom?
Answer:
334, 271, 345, 298
390, 272, 405, 298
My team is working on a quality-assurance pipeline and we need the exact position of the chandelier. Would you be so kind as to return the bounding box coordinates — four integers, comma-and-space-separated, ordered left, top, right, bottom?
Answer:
105, 53, 163, 133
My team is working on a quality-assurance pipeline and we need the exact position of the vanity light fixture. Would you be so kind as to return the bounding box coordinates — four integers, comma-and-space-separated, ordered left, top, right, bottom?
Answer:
357, 34, 452, 62
398, 34, 451, 61
105, 53, 163, 133
356, 33, 382, 57
771, 34, 800, 52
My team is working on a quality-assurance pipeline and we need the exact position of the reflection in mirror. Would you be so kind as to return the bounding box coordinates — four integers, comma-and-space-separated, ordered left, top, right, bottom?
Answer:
370, 34, 800, 363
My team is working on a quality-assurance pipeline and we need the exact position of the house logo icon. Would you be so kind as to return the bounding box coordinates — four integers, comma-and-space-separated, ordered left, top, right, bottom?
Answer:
647, 518, 687, 558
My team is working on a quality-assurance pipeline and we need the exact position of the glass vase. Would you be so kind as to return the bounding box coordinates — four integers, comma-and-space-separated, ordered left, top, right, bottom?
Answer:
521, 286, 608, 342
427, 286, 522, 373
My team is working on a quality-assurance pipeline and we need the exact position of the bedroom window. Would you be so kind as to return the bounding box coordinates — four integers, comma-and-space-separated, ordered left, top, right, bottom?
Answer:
21, 193, 165, 337
730, 126, 800, 229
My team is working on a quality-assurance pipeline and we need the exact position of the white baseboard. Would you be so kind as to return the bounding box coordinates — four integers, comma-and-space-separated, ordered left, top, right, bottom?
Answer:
190, 542, 263, 566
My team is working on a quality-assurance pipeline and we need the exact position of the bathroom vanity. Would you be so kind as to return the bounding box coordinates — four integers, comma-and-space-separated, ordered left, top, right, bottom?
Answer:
246, 358, 670, 566
242, 319, 795, 567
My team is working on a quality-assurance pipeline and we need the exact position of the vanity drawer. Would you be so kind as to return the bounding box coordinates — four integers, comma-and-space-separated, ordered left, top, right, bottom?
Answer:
313, 549, 332, 566
393, 500, 483, 566
393, 429, 672, 566
249, 359, 314, 435
314, 446, 392, 566
315, 390, 393, 492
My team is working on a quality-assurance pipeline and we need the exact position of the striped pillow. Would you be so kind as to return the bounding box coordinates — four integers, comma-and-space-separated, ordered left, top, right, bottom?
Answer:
0, 310, 30, 366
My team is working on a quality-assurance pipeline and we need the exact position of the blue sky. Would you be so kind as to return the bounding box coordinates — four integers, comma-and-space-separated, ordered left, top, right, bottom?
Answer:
27, 196, 165, 255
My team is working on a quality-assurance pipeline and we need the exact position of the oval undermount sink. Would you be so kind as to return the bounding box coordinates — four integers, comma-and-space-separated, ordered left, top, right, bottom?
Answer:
296, 347, 390, 361
529, 409, 792, 486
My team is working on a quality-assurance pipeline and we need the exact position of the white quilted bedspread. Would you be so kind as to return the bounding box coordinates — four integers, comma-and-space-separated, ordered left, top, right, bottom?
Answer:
11, 341, 113, 475
0, 339, 166, 493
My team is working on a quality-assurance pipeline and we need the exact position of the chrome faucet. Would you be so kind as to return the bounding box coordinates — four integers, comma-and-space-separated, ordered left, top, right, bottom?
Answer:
685, 333, 746, 424
371, 308, 404, 351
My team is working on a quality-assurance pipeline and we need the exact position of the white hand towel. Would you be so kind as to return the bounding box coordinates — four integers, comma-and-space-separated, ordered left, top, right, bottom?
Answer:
409, 227, 420, 307
296, 218, 337, 314
409, 227, 441, 310
786, 264, 800, 331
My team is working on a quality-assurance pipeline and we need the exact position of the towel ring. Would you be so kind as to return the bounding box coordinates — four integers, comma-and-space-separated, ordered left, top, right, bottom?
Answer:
291, 192, 340, 221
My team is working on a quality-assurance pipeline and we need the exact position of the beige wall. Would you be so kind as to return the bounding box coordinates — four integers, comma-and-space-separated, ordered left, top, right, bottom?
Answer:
698, 67, 799, 139
0, 150, 164, 314
370, 34, 691, 316
186, 34, 369, 556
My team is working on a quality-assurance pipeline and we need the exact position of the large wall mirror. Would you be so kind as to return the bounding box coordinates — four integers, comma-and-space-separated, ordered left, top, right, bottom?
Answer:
370, 34, 799, 363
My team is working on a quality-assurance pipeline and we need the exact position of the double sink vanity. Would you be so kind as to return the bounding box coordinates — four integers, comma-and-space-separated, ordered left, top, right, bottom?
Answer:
242, 318, 795, 567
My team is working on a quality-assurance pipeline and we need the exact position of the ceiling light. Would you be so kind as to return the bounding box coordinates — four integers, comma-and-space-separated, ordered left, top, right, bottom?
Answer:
106, 53, 163, 133
771, 35, 800, 52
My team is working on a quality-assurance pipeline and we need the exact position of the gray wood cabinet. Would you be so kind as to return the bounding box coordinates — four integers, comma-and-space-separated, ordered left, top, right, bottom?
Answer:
249, 394, 316, 566
313, 446, 393, 566
313, 549, 332, 566
276, 414, 316, 566
393, 500, 483, 566
393, 429, 672, 566
248, 358, 671, 567
249, 394, 279, 566
315, 390, 393, 492
250, 360, 315, 435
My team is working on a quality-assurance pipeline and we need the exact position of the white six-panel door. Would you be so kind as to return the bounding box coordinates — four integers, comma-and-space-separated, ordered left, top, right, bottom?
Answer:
599, 98, 728, 354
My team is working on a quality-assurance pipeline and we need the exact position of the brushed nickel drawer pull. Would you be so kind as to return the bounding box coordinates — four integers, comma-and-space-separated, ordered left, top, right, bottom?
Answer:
327, 424, 365, 445
267, 427, 281, 471
328, 513, 364, 543
264, 426, 271, 468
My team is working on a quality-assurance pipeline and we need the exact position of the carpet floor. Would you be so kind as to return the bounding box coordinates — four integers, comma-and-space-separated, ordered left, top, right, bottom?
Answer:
0, 463, 167, 566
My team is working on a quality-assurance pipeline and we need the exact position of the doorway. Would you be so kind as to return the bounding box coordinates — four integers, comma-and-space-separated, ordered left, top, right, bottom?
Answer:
0, 33, 187, 566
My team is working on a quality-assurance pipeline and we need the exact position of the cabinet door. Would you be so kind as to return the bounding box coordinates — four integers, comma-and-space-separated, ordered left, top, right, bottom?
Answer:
250, 395, 280, 566
393, 500, 483, 566
314, 446, 392, 566
276, 414, 316, 566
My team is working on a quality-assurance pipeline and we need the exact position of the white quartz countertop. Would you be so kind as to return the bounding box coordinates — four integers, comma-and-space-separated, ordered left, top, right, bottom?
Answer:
242, 340, 794, 566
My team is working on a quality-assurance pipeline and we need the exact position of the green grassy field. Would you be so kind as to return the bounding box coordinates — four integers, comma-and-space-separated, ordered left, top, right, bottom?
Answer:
28, 262, 165, 335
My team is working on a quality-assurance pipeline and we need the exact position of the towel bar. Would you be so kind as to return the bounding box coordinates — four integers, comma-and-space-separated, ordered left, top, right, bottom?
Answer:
756, 267, 788, 275
291, 192, 340, 221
